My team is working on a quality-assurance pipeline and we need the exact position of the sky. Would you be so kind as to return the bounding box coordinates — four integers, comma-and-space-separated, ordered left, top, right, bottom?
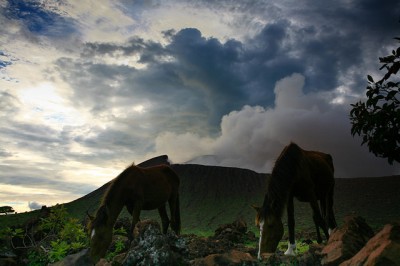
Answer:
1, 0, 400, 213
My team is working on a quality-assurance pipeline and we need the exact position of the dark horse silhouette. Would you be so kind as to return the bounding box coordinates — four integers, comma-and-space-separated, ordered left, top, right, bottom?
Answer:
87, 164, 181, 263
252, 142, 336, 259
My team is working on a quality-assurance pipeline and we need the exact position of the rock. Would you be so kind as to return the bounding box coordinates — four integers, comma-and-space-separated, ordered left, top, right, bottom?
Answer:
303, 244, 325, 266
340, 222, 400, 266
185, 219, 257, 261
95, 258, 111, 266
191, 250, 257, 266
132, 219, 161, 240
258, 246, 324, 266
213, 218, 254, 244
49, 249, 92, 266
321, 215, 374, 265
122, 219, 188, 266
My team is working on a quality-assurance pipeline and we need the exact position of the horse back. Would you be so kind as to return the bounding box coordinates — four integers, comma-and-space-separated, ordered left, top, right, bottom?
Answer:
305, 151, 334, 176
293, 150, 334, 201
136, 165, 180, 196
119, 165, 179, 210
143, 165, 180, 186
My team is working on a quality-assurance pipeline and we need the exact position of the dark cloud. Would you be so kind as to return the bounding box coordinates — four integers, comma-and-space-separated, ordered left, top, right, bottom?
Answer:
175, 74, 400, 177
0, 164, 97, 195
82, 36, 167, 64
55, 3, 400, 139
28, 201, 43, 210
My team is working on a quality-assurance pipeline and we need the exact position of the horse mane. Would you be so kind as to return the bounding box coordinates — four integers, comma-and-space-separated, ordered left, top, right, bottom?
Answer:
91, 163, 138, 228
261, 142, 303, 219
101, 163, 137, 205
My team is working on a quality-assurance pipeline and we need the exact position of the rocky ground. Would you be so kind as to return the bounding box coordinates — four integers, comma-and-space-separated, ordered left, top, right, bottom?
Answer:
57, 216, 400, 266
20, 217, 323, 266
2, 216, 399, 265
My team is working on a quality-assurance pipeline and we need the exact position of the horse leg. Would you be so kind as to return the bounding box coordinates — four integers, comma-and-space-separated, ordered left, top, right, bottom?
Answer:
319, 197, 328, 234
309, 197, 329, 243
285, 195, 296, 256
327, 185, 337, 234
158, 204, 170, 234
168, 192, 181, 235
129, 202, 143, 241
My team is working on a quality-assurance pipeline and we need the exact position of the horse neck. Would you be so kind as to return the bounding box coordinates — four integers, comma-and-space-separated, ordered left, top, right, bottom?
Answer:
266, 153, 300, 218
101, 167, 135, 226
101, 185, 126, 227
265, 174, 291, 219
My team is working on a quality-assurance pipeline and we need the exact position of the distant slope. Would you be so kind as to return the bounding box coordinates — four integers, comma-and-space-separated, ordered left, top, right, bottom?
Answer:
63, 161, 267, 232
64, 160, 400, 233
172, 164, 267, 230
1, 155, 400, 234
64, 155, 172, 219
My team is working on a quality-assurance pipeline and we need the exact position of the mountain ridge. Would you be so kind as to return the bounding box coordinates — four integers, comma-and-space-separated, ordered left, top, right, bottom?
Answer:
1, 155, 399, 233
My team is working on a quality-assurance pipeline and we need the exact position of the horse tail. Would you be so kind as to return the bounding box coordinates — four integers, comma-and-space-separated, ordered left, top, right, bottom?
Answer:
174, 192, 181, 235
326, 154, 334, 173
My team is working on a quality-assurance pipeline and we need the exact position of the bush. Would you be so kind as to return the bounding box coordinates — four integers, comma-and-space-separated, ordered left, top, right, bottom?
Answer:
0, 204, 89, 264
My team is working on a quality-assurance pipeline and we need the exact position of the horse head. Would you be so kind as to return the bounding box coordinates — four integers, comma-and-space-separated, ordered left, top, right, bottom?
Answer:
252, 205, 284, 257
87, 205, 113, 264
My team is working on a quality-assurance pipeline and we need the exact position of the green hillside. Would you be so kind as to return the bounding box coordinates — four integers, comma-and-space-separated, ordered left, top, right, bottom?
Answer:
1, 158, 400, 237
60, 163, 268, 234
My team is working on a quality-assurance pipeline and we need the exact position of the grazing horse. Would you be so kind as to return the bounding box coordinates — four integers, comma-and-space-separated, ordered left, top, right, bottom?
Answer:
87, 164, 181, 263
252, 142, 337, 259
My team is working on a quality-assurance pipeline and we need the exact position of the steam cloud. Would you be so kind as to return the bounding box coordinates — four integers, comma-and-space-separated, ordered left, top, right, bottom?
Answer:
148, 73, 400, 177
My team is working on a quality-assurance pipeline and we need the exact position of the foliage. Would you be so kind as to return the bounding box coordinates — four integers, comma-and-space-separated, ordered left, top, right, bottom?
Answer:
105, 238, 126, 261
113, 226, 127, 236
0, 204, 89, 264
350, 37, 400, 164
40, 204, 69, 233
0, 206, 15, 215
27, 249, 48, 266
48, 240, 70, 263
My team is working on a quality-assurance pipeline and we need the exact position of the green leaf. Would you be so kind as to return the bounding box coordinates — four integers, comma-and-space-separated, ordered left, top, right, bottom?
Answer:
367, 75, 374, 83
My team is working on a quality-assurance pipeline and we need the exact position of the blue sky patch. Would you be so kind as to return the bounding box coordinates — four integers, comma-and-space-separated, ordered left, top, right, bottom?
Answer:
5, 0, 77, 38
0, 51, 12, 69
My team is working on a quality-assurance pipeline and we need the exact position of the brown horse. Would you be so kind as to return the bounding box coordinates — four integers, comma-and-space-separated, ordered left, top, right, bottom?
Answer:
252, 142, 336, 259
87, 164, 181, 263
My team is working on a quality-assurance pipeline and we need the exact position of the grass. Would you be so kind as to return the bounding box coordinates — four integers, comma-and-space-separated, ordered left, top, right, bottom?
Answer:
0, 210, 39, 230
1, 166, 399, 242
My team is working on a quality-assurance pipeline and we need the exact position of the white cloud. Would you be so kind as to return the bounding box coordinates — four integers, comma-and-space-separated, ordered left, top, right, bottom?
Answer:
28, 201, 43, 211
154, 73, 400, 177
146, 132, 215, 164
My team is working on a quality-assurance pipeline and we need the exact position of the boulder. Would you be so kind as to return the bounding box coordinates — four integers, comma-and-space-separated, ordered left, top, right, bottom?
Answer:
95, 258, 111, 266
340, 222, 400, 266
122, 219, 188, 266
321, 215, 374, 265
191, 250, 257, 266
186, 219, 257, 260
213, 218, 250, 243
